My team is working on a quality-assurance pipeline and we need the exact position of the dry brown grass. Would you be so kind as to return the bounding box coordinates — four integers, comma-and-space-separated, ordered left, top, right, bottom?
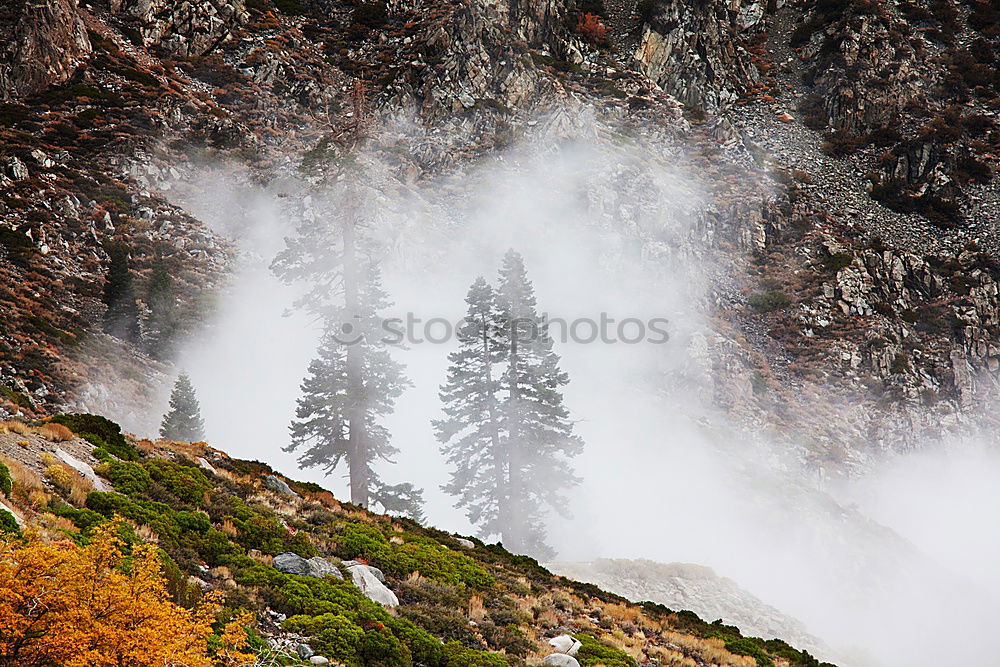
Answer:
468, 595, 487, 622
35, 423, 73, 442
68, 482, 90, 507
136, 523, 161, 543
248, 550, 273, 566
220, 519, 237, 536
646, 646, 699, 667
1, 421, 32, 436
0, 455, 47, 508
305, 489, 340, 510
660, 630, 757, 667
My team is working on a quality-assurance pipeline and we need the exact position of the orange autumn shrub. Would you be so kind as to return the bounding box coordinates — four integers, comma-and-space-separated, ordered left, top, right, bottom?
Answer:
577, 12, 609, 45
0, 518, 219, 667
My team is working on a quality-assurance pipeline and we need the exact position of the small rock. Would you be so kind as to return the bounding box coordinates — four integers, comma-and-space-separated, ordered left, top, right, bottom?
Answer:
296, 643, 314, 659
309, 656, 330, 665
455, 537, 475, 549
5, 157, 28, 181
264, 475, 301, 499
542, 655, 581, 667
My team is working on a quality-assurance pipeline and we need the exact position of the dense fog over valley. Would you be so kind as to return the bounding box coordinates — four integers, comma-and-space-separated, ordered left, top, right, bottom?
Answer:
147, 119, 1000, 667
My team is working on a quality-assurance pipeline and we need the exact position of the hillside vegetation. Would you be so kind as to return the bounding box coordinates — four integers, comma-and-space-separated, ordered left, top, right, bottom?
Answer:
0, 415, 833, 667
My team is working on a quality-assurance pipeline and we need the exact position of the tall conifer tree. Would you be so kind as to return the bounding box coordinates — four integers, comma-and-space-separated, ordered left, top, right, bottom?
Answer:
437, 251, 582, 557
274, 184, 422, 517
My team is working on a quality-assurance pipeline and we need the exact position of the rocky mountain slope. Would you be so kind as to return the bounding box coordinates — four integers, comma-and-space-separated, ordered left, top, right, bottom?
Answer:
0, 414, 835, 666
550, 560, 827, 660
2, 0, 999, 469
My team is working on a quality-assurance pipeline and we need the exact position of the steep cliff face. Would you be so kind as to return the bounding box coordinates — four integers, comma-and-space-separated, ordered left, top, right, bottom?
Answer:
1, 0, 999, 465
634, 0, 767, 110
112, 0, 249, 57
0, 0, 92, 100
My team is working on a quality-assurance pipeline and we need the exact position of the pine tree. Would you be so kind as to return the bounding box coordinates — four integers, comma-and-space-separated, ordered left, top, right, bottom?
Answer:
144, 253, 178, 359
437, 251, 583, 557
160, 373, 205, 442
497, 249, 583, 557
275, 185, 422, 517
102, 241, 141, 343
435, 278, 508, 539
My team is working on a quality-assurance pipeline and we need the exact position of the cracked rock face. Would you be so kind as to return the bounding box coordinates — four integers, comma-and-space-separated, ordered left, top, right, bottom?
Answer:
634, 0, 764, 110
115, 0, 248, 58
0, 0, 91, 100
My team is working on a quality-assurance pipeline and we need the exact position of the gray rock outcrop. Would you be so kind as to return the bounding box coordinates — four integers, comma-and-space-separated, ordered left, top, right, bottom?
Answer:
273, 553, 343, 579
635, 0, 764, 110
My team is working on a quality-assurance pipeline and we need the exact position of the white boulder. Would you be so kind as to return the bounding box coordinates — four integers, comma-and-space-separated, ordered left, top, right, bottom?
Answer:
542, 655, 581, 667
548, 635, 582, 656
344, 562, 398, 607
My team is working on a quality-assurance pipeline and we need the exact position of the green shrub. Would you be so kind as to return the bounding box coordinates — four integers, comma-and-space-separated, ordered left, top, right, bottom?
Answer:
51, 414, 136, 460
0, 462, 11, 498
0, 509, 20, 535
393, 536, 493, 588
336, 523, 394, 564
724, 638, 775, 667
573, 634, 638, 667
361, 627, 411, 667
0, 386, 32, 409
144, 460, 211, 504
441, 642, 508, 667
284, 613, 366, 664
107, 461, 151, 496
749, 290, 792, 313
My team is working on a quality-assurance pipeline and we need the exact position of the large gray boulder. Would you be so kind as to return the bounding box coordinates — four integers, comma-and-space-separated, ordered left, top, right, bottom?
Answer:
306, 557, 343, 579
542, 655, 580, 667
273, 553, 342, 579
344, 562, 398, 607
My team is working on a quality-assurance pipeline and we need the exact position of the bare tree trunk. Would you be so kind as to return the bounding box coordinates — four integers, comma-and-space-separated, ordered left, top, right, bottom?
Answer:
505, 320, 521, 552
343, 206, 369, 508
482, 313, 508, 546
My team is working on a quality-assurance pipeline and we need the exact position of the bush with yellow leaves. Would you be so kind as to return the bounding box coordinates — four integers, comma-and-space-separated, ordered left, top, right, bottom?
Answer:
0, 517, 232, 667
